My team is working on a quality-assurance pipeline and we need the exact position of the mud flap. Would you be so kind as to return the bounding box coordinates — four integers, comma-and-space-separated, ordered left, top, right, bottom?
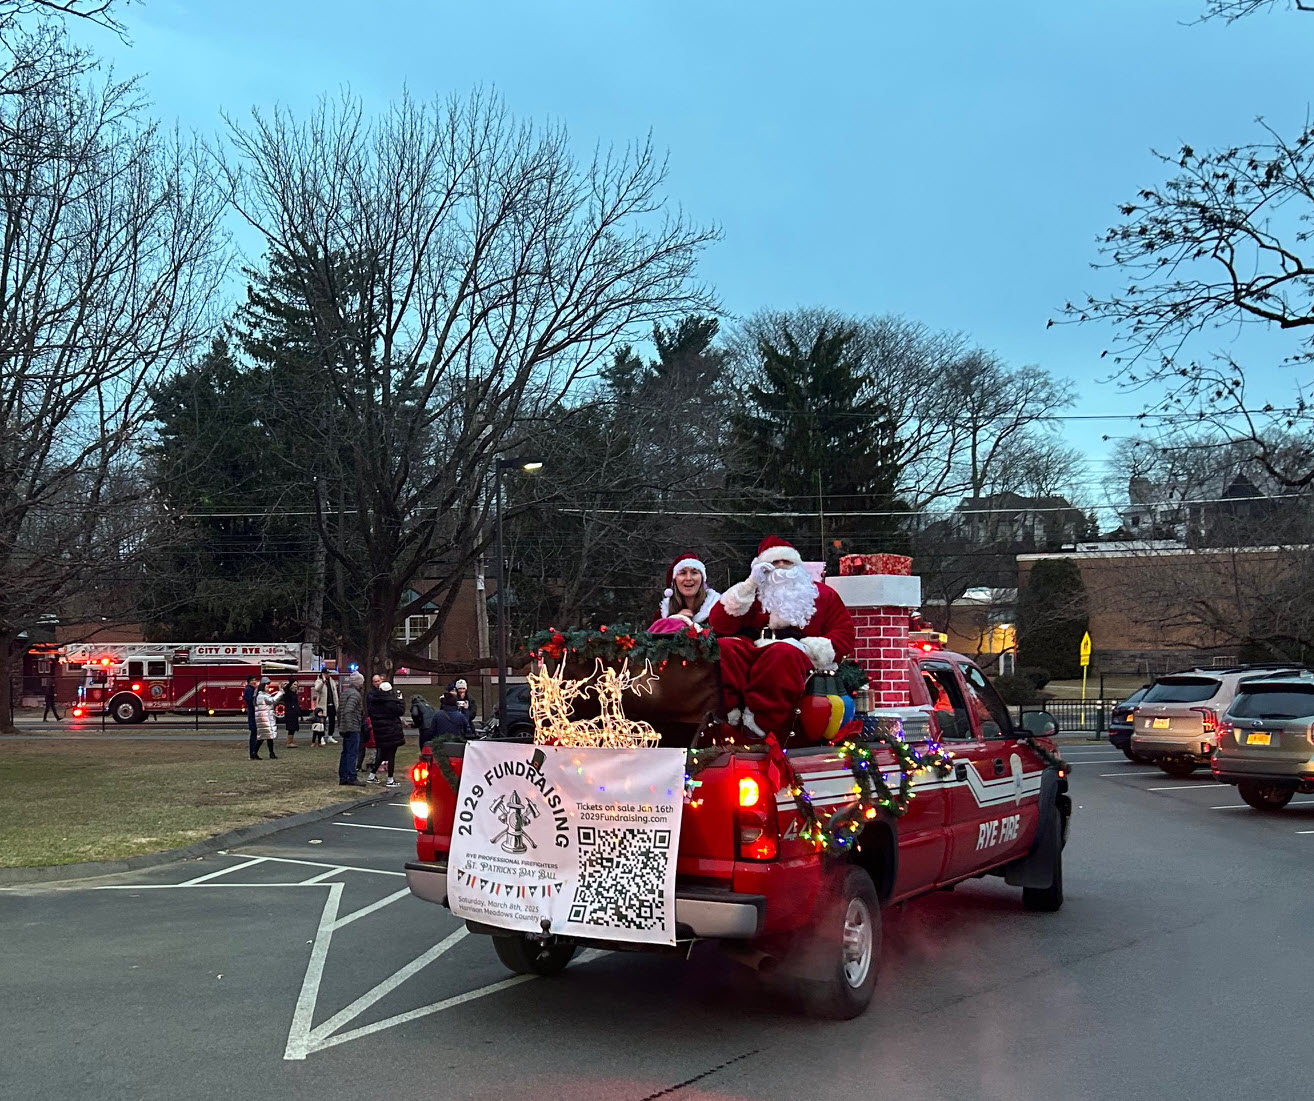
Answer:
1004, 768, 1062, 889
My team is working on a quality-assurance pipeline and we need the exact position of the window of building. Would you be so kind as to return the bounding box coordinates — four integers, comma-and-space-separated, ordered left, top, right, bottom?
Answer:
394, 615, 435, 644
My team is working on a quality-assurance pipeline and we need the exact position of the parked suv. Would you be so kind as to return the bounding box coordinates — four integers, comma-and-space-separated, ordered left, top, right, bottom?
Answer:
491, 682, 532, 739
1212, 673, 1314, 811
1131, 665, 1305, 778
1107, 686, 1150, 763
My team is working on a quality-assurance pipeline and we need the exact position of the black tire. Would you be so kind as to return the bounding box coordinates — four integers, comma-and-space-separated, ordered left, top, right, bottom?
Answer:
1237, 781, 1295, 812
490, 934, 577, 976
1122, 748, 1153, 765
1022, 842, 1064, 912
790, 866, 882, 1020
1158, 759, 1197, 779
110, 695, 144, 725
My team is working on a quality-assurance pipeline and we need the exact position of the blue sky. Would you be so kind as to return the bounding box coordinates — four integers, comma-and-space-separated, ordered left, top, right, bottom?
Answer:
76, 0, 1314, 500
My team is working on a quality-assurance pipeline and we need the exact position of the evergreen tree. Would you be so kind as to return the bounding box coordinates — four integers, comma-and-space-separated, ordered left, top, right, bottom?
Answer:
730, 324, 905, 566
1016, 558, 1090, 679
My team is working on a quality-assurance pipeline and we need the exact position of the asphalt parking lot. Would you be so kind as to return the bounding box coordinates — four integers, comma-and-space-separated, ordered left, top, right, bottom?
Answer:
5, 740, 1314, 1101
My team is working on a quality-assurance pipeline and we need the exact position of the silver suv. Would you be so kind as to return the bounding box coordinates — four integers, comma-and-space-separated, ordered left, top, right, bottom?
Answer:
1212, 673, 1314, 811
1131, 665, 1305, 778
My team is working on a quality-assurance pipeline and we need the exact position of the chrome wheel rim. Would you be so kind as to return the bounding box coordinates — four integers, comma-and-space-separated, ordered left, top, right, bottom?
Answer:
841, 897, 873, 988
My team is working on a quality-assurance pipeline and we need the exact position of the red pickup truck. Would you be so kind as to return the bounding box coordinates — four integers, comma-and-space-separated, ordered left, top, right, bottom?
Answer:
405, 644, 1068, 1019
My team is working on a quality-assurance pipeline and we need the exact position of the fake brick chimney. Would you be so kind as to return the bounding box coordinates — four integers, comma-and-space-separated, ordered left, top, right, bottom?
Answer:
826, 556, 920, 708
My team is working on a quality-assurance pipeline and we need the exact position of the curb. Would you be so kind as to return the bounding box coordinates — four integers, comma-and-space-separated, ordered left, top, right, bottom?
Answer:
0, 789, 397, 887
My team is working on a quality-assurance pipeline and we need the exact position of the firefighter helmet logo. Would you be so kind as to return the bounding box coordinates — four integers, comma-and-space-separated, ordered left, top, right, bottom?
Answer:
490, 790, 540, 854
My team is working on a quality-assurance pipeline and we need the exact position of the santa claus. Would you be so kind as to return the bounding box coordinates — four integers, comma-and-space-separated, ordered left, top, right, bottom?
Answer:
709, 536, 856, 741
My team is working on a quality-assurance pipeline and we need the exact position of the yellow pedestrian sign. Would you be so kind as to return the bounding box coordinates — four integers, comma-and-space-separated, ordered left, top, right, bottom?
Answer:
1080, 632, 1092, 667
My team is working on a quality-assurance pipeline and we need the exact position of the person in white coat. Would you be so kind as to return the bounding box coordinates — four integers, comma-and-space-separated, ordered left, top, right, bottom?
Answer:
312, 671, 339, 744
253, 678, 280, 759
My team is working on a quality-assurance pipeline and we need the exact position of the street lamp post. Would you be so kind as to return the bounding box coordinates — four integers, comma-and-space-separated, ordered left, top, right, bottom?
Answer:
494, 455, 544, 732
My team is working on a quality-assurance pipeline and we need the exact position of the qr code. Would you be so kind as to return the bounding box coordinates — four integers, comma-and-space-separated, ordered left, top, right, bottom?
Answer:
568, 827, 671, 931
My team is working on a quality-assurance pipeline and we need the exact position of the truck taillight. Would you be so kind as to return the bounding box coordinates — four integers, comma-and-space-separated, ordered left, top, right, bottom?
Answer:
410, 761, 431, 827
71, 707, 84, 718
1192, 708, 1218, 735
735, 769, 778, 861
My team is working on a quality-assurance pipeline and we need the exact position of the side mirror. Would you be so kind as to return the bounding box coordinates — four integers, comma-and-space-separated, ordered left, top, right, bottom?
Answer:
1019, 710, 1059, 738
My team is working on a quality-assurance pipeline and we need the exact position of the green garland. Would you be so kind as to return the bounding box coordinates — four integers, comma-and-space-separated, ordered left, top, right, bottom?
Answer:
1023, 736, 1070, 777
834, 658, 869, 696
527, 622, 720, 668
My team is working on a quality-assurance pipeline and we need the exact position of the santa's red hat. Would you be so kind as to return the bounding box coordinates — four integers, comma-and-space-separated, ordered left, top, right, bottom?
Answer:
751, 536, 802, 570
665, 553, 707, 590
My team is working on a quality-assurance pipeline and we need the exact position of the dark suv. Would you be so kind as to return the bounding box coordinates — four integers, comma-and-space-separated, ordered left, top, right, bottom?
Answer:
1107, 686, 1150, 763
492, 682, 532, 739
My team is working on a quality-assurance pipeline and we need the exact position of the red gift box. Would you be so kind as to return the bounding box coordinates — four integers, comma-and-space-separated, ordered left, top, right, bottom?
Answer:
839, 553, 912, 576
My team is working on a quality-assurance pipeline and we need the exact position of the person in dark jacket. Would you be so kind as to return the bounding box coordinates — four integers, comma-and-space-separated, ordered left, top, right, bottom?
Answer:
282, 679, 303, 748
410, 694, 436, 740
423, 692, 473, 749
42, 678, 61, 721
447, 679, 478, 726
337, 671, 365, 785
366, 680, 406, 787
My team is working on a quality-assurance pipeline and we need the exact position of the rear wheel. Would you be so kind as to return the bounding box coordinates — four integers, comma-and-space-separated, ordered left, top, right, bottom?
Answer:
1122, 748, 1153, 764
1158, 759, 1197, 779
110, 695, 144, 725
1237, 781, 1294, 812
788, 866, 881, 1020
491, 934, 577, 976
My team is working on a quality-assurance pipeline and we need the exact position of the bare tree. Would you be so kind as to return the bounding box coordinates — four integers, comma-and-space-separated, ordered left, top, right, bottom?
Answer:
1196, 0, 1312, 21
221, 90, 716, 675
0, 24, 230, 730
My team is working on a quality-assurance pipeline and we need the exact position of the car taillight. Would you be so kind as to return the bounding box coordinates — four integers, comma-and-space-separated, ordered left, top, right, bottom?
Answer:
1216, 719, 1233, 744
1192, 707, 1218, 735
71, 707, 84, 718
735, 769, 778, 861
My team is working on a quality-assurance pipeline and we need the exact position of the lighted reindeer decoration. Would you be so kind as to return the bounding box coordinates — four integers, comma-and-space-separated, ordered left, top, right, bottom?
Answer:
529, 658, 662, 749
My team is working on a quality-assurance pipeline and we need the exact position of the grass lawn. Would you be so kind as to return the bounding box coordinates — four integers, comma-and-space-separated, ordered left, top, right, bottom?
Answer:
0, 739, 418, 868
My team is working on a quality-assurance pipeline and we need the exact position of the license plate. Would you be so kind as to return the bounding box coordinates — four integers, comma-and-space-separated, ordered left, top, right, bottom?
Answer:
1153, 717, 1170, 729
1246, 732, 1271, 746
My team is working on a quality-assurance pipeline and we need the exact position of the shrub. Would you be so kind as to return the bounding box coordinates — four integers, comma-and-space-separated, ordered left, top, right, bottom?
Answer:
992, 675, 1040, 705
1018, 666, 1051, 690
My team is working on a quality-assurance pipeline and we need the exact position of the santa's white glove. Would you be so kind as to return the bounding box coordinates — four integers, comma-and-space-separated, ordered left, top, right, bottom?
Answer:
750, 561, 775, 589
720, 576, 758, 617
800, 636, 837, 672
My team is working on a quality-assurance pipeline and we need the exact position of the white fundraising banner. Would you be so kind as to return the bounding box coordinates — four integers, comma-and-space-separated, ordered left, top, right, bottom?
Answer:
448, 742, 686, 946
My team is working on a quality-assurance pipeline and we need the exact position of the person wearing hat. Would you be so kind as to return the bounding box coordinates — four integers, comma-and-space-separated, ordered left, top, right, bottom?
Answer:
709, 536, 855, 742
649, 552, 720, 632
252, 676, 280, 759
337, 671, 366, 785
365, 678, 406, 787
446, 678, 477, 726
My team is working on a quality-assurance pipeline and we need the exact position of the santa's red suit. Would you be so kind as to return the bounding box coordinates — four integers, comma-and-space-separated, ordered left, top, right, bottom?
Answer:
709, 537, 856, 741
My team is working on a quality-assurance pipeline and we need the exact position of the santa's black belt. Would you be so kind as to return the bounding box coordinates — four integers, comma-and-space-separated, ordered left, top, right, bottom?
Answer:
759, 627, 805, 641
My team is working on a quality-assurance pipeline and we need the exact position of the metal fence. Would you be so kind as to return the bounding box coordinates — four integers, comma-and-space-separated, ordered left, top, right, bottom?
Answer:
1014, 699, 1120, 738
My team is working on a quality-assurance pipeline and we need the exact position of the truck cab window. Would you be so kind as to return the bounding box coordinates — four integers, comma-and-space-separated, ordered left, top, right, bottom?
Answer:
127, 661, 143, 679
146, 660, 167, 678
920, 661, 972, 740
960, 662, 1012, 738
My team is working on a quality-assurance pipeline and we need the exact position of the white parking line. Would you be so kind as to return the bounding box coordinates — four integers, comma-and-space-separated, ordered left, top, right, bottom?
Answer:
310, 948, 608, 1052
180, 856, 267, 885
298, 868, 343, 885
284, 882, 344, 1061
332, 822, 413, 833
330, 888, 413, 931
1213, 800, 1314, 810
1097, 771, 1157, 777
1145, 785, 1219, 792
1297, 830, 1314, 835
1068, 758, 1136, 765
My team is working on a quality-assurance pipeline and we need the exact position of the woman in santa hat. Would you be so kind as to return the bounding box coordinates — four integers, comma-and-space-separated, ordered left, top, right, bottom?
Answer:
649, 552, 720, 632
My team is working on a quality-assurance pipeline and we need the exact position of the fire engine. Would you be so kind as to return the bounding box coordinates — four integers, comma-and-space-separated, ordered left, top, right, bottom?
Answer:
65, 642, 327, 724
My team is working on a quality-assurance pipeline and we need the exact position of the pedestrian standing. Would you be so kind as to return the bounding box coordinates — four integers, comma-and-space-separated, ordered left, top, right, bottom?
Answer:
424, 692, 473, 749
41, 678, 62, 721
253, 677, 279, 759
337, 671, 365, 786
310, 709, 326, 746
366, 679, 406, 787
282, 678, 302, 749
447, 678, 478, 726
313, 670, 340, 744
244, 674, 261, 760
358, 673, 383, 775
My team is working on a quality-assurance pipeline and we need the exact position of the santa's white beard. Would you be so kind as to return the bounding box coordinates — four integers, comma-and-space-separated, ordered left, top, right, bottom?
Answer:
756, 564, 818, 628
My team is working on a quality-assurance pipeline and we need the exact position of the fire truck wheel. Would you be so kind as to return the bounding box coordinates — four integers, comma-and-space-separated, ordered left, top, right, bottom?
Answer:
491, 934, 578, 977
791, 866, 881, 1020
109, 695, 144, 724
1022, 842, 1064, 912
